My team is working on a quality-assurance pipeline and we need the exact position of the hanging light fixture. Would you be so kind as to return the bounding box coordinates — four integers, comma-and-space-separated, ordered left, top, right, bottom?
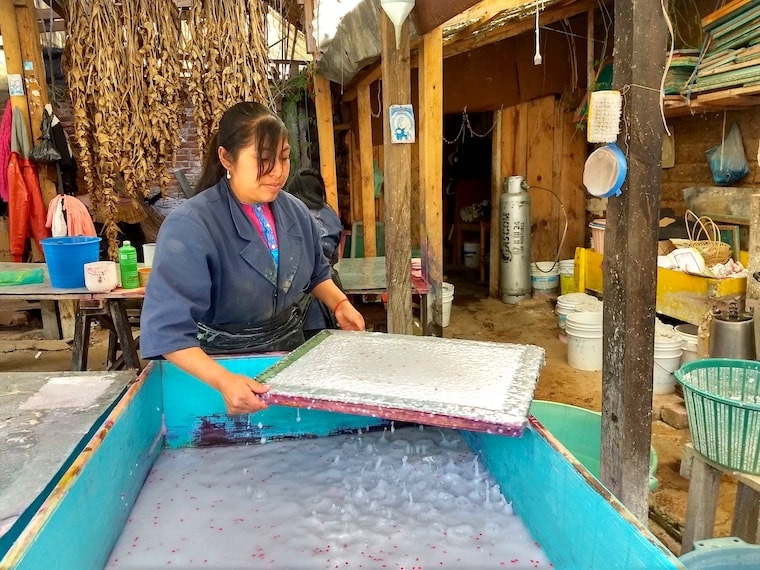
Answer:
380, 0, 415, 49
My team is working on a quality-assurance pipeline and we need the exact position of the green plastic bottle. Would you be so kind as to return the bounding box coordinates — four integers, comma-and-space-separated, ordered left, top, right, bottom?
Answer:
118, 241, 140, 289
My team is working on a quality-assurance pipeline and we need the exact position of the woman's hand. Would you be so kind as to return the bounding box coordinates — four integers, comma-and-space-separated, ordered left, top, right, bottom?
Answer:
335, 299, 365, 331
313, 279, 365, 332
216, 372, 270, 415
164, 347, 270, 415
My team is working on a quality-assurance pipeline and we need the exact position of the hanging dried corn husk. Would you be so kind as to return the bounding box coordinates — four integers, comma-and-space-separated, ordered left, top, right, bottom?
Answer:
64, 0, 184, 258
183, 0, 273, 159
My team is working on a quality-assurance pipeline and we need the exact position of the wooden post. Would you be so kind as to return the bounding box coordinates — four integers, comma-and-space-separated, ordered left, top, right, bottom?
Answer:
746, 194, 760, 308
357, 83, 377, 257
418, 25, 443, 336
600, 0, 666, 522
380, 10, 413, 335
0, 0, 32, 135
314, 73, 339, 212
16, 0, 56, 206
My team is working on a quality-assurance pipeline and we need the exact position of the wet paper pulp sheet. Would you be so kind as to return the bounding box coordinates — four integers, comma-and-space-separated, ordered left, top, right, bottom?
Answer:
259, 330, 545, 436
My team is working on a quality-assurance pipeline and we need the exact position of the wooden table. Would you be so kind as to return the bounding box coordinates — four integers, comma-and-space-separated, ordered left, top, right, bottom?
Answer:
335, 256, 430, 329
0, 263, 144, 371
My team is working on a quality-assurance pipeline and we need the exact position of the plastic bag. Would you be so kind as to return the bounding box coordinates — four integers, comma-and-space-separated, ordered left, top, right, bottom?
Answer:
0, 267, 44, 286
705, 123, 749, 186
29, 108, 62, 163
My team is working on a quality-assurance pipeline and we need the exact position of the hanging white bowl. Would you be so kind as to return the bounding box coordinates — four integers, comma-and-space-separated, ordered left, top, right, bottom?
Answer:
583, 143, 627, 198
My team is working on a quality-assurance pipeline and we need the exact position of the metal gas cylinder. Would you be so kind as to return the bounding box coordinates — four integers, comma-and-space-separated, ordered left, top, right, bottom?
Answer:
500, 175, 531, 304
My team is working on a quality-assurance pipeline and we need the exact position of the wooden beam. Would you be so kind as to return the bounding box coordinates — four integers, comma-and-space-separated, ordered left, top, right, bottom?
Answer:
313, 73, 339, 212
444, 0, 530, 44
380, 10, 413, 335
587, 9, 595, 89
443, 0, 600, 59
301, 0, 316, 54
601, 0, 666, 523
342, 64, 383, 102
419, 25, 443, 336
357, 83, 377, 257
411, 0, 481, 35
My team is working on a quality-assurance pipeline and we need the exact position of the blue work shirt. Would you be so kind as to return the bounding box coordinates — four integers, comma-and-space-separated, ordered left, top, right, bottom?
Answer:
140, 178, 331, 359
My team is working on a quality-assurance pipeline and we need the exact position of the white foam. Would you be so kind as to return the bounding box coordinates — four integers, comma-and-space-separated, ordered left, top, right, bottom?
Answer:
107, 426, 551, 568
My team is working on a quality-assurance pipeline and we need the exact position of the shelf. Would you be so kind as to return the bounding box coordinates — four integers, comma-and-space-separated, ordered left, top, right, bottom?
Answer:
664, 84, 760, 118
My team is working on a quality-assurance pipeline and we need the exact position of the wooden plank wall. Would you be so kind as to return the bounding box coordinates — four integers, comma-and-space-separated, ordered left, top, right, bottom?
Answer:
492, 94, 586, 294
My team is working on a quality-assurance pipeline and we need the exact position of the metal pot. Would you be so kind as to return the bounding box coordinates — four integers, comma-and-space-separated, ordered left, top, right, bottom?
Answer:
709, 301, 756, 360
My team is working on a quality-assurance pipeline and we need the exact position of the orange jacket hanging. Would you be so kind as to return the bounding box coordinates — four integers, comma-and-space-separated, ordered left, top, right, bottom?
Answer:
8, 106, 49, 261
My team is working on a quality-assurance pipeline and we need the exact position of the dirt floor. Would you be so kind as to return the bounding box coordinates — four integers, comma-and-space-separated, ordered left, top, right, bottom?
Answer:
0, 268, 742, 558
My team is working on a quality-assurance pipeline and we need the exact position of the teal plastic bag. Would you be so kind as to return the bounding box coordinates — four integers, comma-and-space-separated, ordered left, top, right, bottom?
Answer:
706, 123, 749, 186
0, 267, 45, 286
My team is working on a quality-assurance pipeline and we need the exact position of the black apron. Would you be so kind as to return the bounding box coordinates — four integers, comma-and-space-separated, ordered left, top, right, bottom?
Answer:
197, 295, 313, 354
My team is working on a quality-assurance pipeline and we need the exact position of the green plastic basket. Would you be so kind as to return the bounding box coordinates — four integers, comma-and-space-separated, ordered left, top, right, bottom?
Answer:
675, 358, 760, 474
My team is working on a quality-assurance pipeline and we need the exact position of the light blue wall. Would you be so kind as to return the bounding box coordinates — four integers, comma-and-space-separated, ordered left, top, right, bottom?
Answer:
158, 356, 389, 449
465, 429, 684, 569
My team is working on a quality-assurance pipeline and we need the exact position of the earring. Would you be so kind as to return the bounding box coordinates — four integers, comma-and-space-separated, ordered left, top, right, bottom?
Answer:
226, 170, 231, 180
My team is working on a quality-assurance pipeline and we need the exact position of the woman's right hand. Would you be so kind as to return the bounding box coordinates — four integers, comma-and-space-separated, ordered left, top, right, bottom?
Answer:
164, 347, 270, 415
216, 372, 271, 415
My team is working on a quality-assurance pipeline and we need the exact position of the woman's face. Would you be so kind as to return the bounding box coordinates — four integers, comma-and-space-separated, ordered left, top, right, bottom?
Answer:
221, 136, 291, 204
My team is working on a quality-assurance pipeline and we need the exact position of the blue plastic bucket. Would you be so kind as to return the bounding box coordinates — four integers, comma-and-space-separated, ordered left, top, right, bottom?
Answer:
530, 400, 659, 491
680, 537, 760, 569
41, 236, 101, 288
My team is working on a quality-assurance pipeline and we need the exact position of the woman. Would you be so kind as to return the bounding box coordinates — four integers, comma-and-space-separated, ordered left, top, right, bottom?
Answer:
140, 102, 364, 415
285, 168, 342, 265
285, 168, 344, 336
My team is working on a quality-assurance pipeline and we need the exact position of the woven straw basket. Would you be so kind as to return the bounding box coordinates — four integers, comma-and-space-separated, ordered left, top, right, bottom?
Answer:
685, 210, 731, 265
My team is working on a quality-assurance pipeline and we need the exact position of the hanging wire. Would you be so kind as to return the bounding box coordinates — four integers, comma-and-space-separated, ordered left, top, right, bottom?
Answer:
529, 185, 569, 270
659, 0, 675, 136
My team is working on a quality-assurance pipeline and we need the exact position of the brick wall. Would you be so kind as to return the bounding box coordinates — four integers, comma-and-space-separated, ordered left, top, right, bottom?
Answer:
52, 95, 203, 197
661, 107, 760, 216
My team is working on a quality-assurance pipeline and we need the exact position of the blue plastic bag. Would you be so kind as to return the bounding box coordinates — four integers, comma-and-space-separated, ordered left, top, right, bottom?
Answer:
706, 123, 749, 186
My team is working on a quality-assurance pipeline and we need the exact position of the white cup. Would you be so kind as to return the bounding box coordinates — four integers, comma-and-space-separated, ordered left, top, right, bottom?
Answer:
142, 243, 156, 267
83, 261, 119, 293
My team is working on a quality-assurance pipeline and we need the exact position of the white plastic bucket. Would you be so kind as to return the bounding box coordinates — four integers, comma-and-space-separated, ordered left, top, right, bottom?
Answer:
531, 261, 560, 299
675, 323, 700, 366
653, 338, 682, 395
566, 312, 603, 371
556, 293, 602, 343
142, 243, 156, 267
559, 259, 575, 295
463, 242, 480, 269
439, 282, 455, 327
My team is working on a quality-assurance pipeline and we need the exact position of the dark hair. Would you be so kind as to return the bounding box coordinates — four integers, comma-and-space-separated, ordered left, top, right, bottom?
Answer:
194, 102, 289, 194
284, 168, 327, 210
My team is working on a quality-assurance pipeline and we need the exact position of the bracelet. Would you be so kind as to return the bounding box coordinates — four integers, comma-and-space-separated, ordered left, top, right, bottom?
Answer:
333, 297, 349, 313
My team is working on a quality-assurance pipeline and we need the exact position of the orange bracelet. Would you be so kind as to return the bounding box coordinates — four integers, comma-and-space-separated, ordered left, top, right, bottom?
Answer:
333, 297, 349, 313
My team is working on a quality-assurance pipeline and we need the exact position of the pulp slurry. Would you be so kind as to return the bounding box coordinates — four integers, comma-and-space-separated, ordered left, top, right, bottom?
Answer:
107, 426, 551, 569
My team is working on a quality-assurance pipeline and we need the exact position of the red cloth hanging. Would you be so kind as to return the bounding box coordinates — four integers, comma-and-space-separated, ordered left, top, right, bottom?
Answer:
7, 106, 50, 261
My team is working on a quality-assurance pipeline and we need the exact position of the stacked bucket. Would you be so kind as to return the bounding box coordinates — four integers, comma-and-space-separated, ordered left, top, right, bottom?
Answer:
558, 294, 604, 371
